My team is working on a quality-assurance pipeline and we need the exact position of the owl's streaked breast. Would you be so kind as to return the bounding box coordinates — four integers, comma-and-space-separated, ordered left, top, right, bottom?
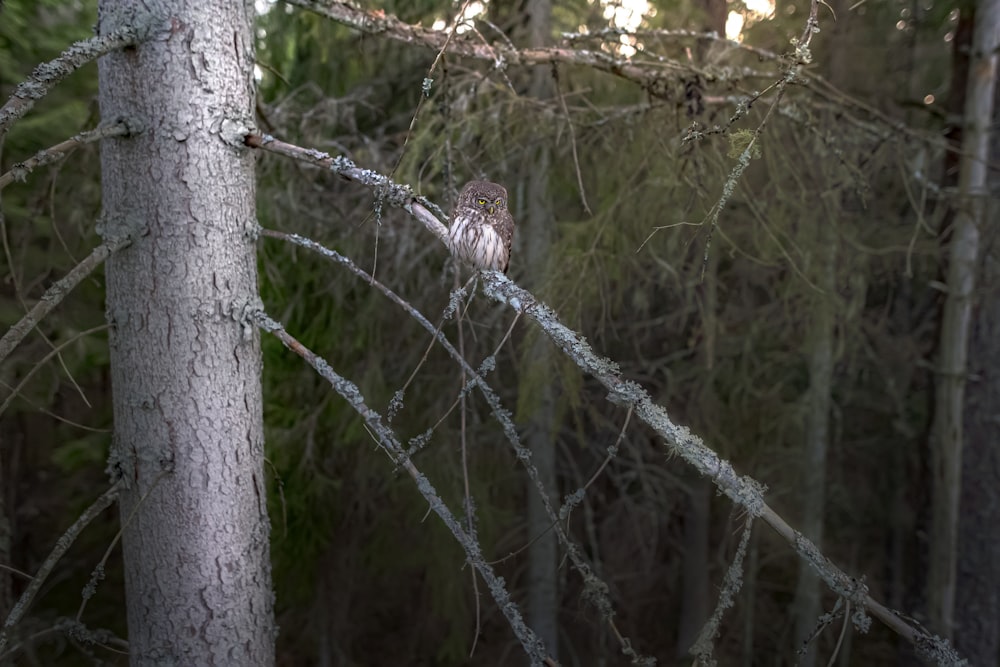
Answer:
449, 212, 509, 273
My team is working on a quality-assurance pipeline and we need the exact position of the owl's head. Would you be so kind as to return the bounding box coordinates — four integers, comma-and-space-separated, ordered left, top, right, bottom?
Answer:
460, 180, 507, 216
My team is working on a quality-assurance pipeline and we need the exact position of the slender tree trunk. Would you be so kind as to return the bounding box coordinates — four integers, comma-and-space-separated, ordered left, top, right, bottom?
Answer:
490, 0, 561, 657
677, 0, 727, 656
0, 439, 9, 624
677, 475, 710, 657
793, 210, 836, 667
677, 250, 715, 658
954, 7, 1000, 659
928, 0, 999, 640
97, 1, 274, 663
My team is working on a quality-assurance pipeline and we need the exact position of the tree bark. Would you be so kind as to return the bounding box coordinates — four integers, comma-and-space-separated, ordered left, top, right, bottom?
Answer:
518, 0, 560, 656
928, 0, 999, 640
954, 7, 1000, 659
677, 250, 716, 659
97, 1, 275, 664
792, 220, 835, 667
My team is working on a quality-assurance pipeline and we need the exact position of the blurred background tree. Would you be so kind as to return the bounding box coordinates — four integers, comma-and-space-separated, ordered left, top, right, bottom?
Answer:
2, 0, 995, 664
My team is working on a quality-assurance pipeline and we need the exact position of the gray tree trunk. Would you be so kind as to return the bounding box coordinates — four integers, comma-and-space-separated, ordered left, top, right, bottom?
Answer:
677, 250, 715, 659
97, 1, 274, 664
491, 0, 562, 658
928, 0, 999, 639
954, 4, 1000, 660
792, 216, 835, 667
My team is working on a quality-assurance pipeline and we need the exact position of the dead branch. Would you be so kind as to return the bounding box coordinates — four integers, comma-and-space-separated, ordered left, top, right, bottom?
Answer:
0, 237, 129, 367
0, 121, 135, 191
0, 27, 140, 140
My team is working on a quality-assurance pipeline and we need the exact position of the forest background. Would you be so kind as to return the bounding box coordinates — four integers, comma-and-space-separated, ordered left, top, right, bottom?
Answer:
0, 0, 997, 665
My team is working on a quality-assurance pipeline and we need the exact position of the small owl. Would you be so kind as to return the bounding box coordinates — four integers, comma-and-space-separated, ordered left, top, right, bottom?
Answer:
448, 180, 515, 274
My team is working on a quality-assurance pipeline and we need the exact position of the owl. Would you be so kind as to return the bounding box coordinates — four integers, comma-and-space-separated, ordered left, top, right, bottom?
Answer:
448, 180, 515, 274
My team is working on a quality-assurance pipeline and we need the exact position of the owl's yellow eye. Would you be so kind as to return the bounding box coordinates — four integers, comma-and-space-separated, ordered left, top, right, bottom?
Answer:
495, 198, 502, 206
476, 198, 487, 206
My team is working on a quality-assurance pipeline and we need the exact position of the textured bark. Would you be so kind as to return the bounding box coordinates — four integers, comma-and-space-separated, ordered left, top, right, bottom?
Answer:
928, 0, 999, 639
97, 1, 274, 664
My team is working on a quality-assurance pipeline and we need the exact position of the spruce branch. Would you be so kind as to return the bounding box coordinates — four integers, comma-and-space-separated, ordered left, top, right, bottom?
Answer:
0, 120, 136, 191
0, 27, 141, 140
0, 237, 129, 367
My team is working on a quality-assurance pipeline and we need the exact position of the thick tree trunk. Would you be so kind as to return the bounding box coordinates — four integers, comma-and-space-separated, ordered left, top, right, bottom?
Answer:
97, 1, 274, 664
928, 0, 999, 640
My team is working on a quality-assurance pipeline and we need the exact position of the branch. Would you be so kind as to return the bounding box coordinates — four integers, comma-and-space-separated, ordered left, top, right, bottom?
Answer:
282, 0, 954, 156
281, 0, 699, 98
0, 483, 121, 655
254, 310, 553, 666
479, 271, 966, 667
0, 324, 109, 419
245, 132, 449, 243
0, 27, 140, 140
0, 237, 129, 367
260, 229, 652, 663
0, 120, 136, 191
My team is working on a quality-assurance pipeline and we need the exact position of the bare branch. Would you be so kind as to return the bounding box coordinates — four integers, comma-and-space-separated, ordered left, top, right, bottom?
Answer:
479, 271, 966, 667
0, 483, 121, 656
246, 133, 449, 244
0, 238, 129, 367
281, 0, 698, 97
260, 229, 652, 662
254, 310, 552, 666
0, 27, 140, 140
0, 324, 109, 419
0, 121, 135, 191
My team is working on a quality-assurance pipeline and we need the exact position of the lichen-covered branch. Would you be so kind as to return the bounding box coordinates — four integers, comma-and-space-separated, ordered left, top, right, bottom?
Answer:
245, 133, 449, 243
259, 228, 650, 663
480, 271, 966, 667
254, 310, 552, 666
0, 120, 135, 191
282, 0, 703, 98
0, 27, 141, 140
0, 483, 121, 655
0, 237, 129, 366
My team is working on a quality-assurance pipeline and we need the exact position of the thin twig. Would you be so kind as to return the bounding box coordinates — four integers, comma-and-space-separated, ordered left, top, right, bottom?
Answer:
76, 472, 169, 623
552, 65, 591, 215
0, 324, 109, 418
0, 483, 121, 655
0, 121, 133, 191
0, 238, 129, 366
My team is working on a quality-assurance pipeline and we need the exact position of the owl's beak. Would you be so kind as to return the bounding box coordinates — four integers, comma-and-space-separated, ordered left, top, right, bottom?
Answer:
488, 205, 495, 215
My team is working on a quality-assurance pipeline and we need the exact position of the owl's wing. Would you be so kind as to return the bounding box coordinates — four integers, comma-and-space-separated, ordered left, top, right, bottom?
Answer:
500, 213, 515, 274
